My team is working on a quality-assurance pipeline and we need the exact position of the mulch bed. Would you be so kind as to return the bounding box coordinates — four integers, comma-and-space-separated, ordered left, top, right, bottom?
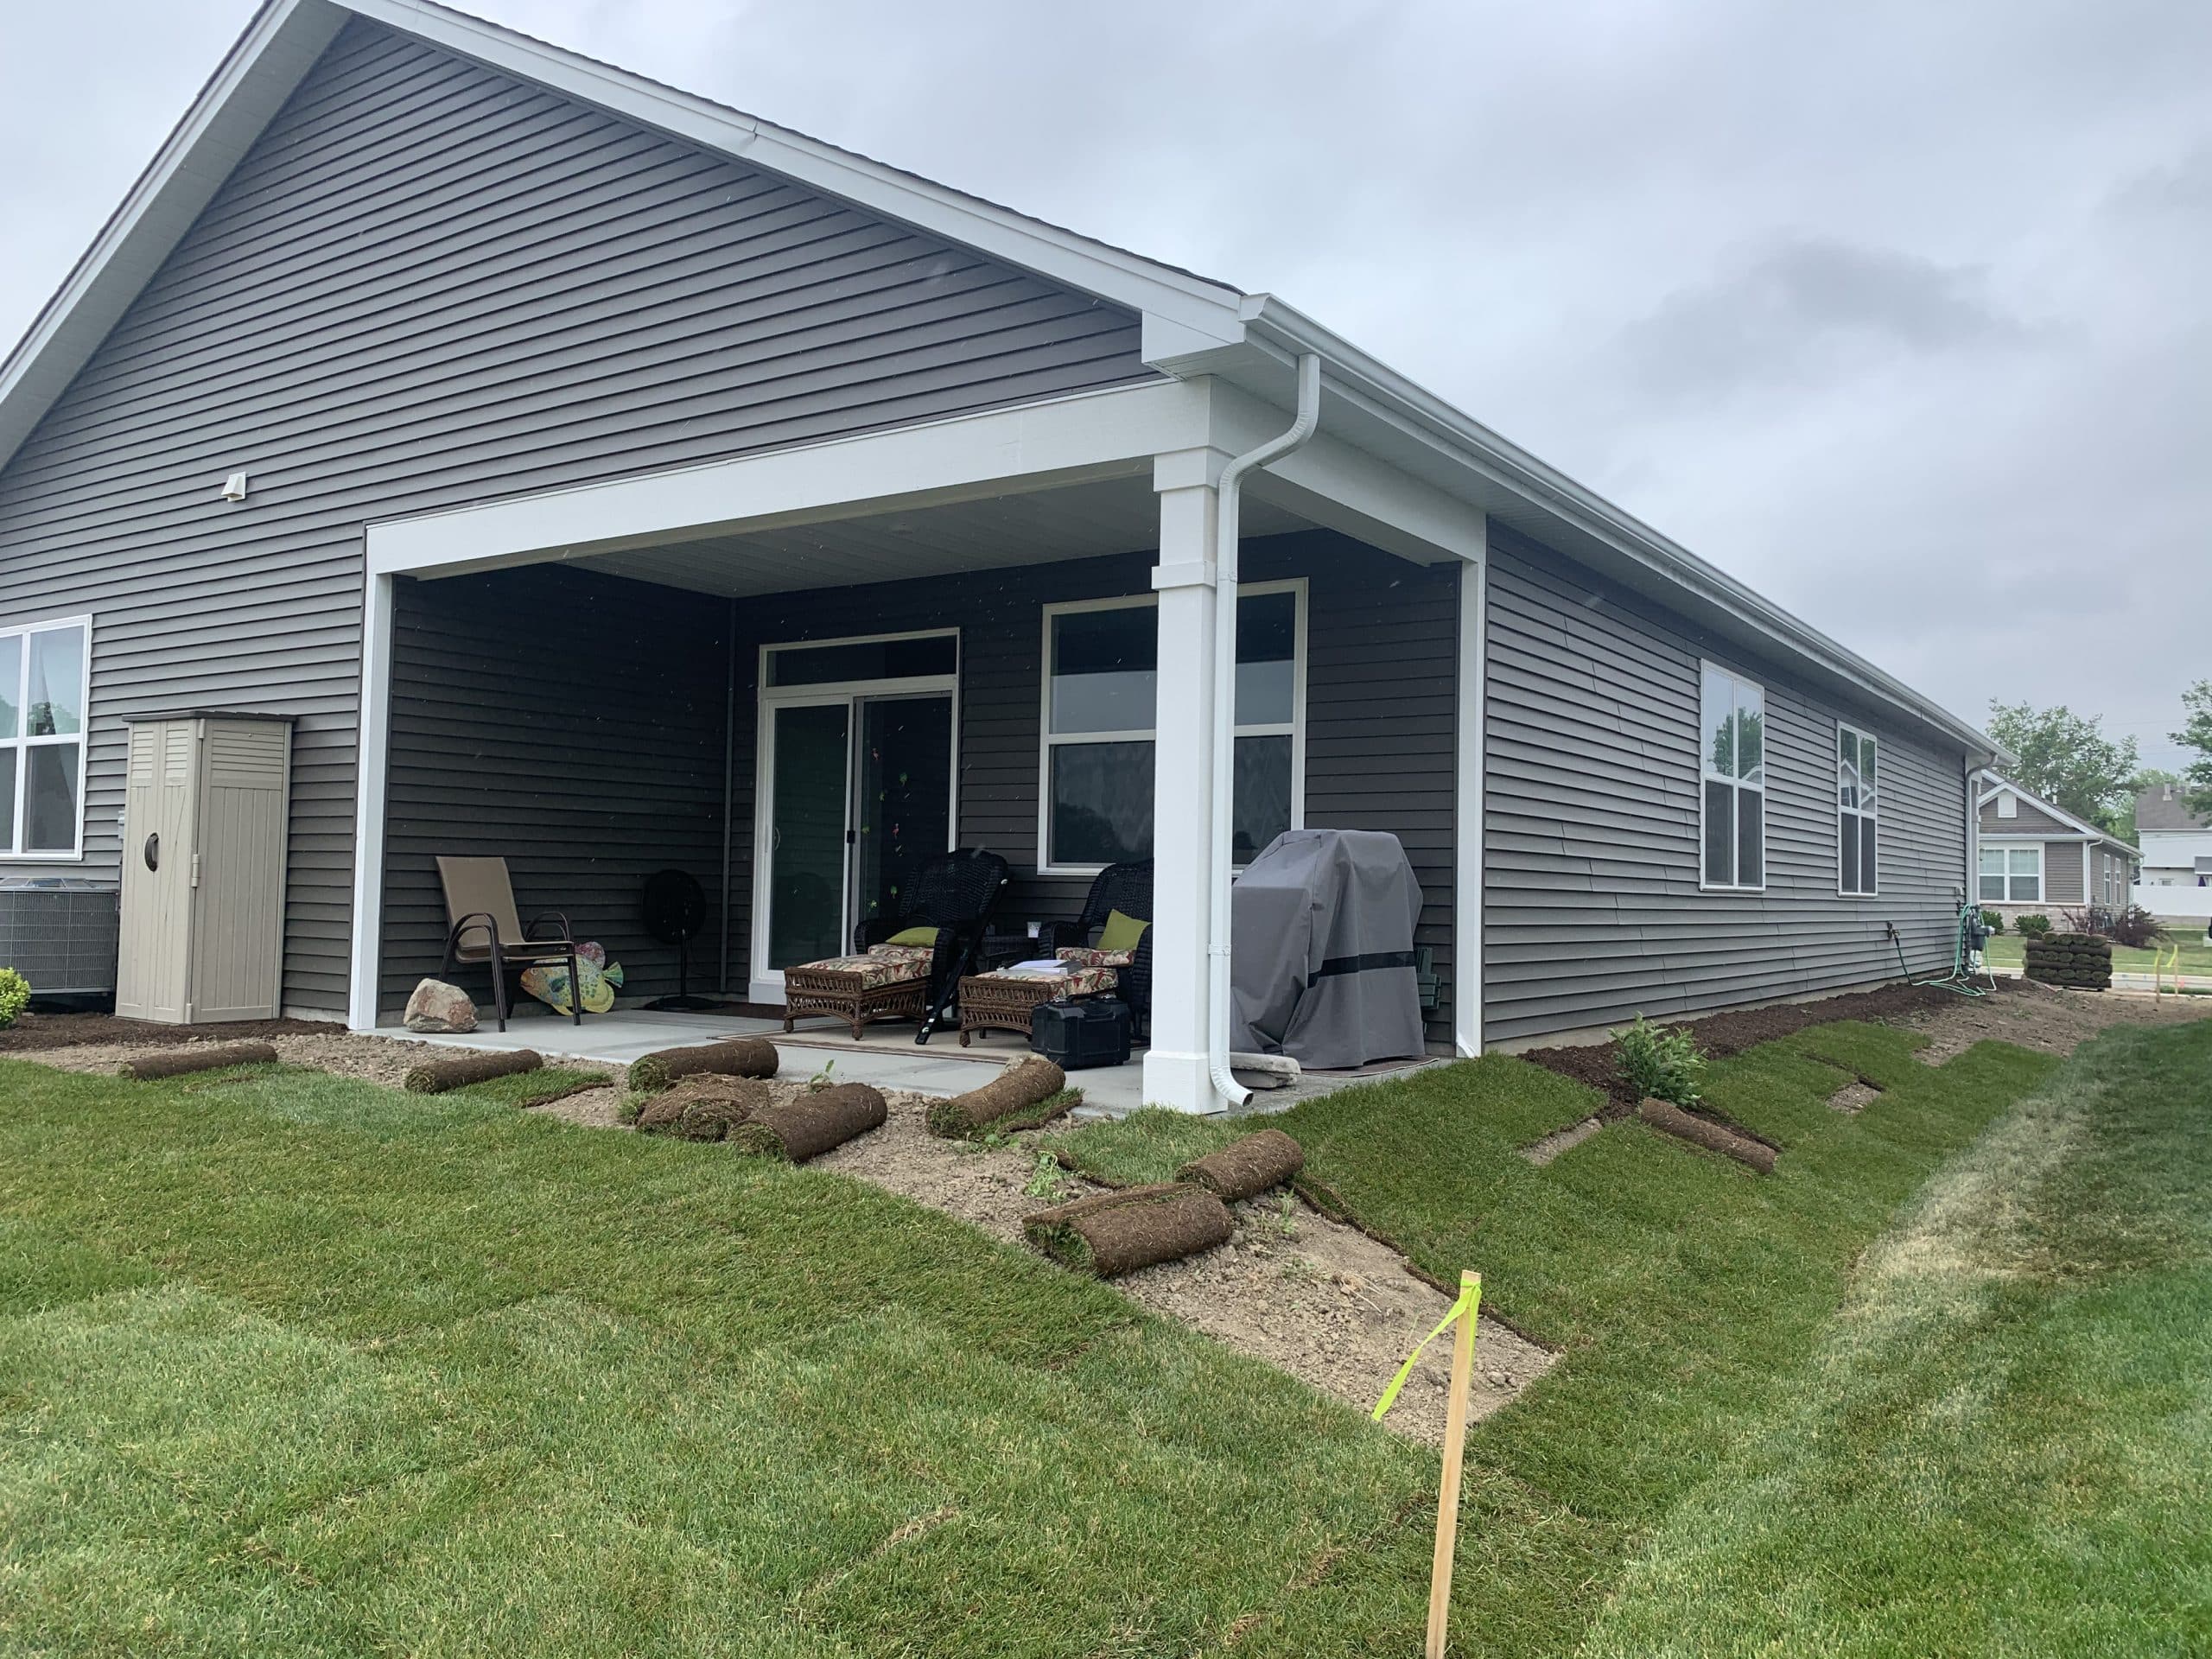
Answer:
1519, 980, 1974, 1114
0, 1013, 340, 1055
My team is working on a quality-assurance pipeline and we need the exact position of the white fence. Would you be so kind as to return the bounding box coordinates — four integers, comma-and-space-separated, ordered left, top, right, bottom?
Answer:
2133, 884, 2212, 922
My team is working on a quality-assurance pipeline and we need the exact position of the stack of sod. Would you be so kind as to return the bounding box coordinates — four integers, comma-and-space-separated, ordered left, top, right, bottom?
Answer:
627, 1038, 779, 1093
1636, 1096, 1777, 1173
728, 1084, 887, 1161
1024, 1185, 1233, 1278
2024, 931, 2112, 990
403, 1048, 543, 1094
1176, 1128, 1305, 1201
119, 1041, 278, 1080
926, 1053, 1069, 1138
634, 1075, 772, 1141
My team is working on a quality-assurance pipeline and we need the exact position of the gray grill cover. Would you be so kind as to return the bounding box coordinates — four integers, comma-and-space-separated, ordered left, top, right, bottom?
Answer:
1229, 829, 1425, 1068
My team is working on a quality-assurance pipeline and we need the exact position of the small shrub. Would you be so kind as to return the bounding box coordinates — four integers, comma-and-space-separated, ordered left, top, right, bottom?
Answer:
0, 967, 28, 1029
1980, 908, 2005, 935
2015, 913, 2053, 938
1615, 1014, 1704, 1108
2108, 905, 2167, 950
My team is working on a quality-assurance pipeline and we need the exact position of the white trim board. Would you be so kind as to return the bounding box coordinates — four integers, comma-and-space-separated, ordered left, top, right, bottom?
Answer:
1452, 549, 1487, 1057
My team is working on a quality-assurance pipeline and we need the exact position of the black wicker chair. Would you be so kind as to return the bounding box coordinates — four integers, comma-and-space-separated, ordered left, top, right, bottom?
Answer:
1039, 859, 1153, 1039
854, 848, 1009, 1044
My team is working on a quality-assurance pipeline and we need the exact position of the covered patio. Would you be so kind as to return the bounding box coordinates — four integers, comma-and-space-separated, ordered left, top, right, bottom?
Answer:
347, 373, 1487, 1112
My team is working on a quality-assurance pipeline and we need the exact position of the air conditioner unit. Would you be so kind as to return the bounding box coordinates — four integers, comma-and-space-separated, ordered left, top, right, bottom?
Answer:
0, 877, 121, 998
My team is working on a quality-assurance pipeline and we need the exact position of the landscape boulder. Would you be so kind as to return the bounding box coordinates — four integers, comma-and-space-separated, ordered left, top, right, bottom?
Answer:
404, 978, 478, 1033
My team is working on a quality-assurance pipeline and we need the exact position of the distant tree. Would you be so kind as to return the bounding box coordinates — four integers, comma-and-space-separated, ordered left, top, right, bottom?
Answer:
1986, 702, 2139, 832
2117, 767, 2181, 843
2174, 682, 2212, 817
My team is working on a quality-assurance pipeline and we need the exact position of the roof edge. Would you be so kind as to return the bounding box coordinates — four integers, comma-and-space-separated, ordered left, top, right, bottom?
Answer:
1241, 296, 2003, 763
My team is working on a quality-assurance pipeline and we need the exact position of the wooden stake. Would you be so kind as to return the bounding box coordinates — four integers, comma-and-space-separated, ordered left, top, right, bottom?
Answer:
1426, 1270, 1479, 1659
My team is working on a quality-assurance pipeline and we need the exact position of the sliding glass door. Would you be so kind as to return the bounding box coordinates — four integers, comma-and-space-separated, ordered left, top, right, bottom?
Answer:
753, 632, 959, 996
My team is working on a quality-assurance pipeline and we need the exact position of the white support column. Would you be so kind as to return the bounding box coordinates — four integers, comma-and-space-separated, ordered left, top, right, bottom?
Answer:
1143, 445, 1228, 1112
1452, 539, 1488, 1057
346, 572, 396, 1033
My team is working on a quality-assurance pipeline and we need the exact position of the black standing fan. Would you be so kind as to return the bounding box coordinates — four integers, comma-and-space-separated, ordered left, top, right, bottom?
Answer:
640, 868, 716, 1012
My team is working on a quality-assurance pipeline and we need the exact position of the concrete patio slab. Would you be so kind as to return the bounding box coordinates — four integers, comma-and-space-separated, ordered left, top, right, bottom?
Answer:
388, 1007, 1446, 1118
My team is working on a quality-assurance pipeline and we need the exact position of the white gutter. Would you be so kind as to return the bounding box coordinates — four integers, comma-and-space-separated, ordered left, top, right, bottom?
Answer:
1206, 353, 1322, 1110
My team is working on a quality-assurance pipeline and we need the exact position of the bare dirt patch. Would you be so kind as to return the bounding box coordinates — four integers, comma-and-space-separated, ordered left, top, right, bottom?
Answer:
1827, 1082, 1882, 1114
0, 1012, 340, 1054
16, 1023, 621, 1101
1899, 977, 2212, 1065
1522, 1116, 1604, 1166
810, 1084, 1551, 1443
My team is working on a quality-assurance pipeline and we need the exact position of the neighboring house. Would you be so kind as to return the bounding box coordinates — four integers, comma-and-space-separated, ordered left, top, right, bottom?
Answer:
2134, 782, 2212, 887
1973, 777, 2135, 921
0, 0, 2004, 1112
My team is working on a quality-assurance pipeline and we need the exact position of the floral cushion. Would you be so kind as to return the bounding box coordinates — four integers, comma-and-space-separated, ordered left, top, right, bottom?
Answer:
789, 952, 929, 989
978, 964, 1118, 996
865, 943, 938, 966
1055, 945, 1136, 969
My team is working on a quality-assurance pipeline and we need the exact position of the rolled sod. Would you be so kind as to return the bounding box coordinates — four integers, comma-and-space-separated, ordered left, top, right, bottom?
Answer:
635, 1075, 771, 1141
119, 1041, 278, 1080
927, 1053, 1068, 1138
728, 1083, 887, 1161
1177, 1128, 1306, 1201
1024, 1184, 1233, 1278
627, 1038, 779, 1093
1637, 1096, 1777, 1174
403, 1048, 543, 1095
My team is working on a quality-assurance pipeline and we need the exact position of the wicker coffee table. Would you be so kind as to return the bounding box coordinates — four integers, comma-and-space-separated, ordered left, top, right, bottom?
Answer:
957, 967, 1115, 1046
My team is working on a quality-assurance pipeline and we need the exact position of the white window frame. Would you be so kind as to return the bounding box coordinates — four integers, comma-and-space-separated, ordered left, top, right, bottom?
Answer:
0, 613, 93, 861
1037, 581, 1307, 877
1978, 842, 2042, 904
1697, 659, 1767, 893
1837, 721, 1878, 897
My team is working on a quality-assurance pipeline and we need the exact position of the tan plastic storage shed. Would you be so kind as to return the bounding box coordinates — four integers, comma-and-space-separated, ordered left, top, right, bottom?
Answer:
115, 713, 293, 1024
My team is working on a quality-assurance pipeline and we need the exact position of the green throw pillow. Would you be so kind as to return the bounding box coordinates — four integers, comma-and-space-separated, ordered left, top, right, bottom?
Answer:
1098, 909, 1149, 952
887, 925, 938, 946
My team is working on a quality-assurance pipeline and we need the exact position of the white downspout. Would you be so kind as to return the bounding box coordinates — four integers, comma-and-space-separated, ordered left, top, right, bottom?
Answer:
1206, 353, 1322, 1109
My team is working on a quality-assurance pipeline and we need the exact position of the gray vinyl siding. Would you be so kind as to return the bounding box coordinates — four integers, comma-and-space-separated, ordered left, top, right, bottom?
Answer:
1980, 794, 2075, 837
728, 531, 1459, 1048
378, 566, 728, 1009
2044, 842, 2085, 906
1483, 530, 1969, 1045
0, 17, 1152, 1011
372, 531, 1461, 1043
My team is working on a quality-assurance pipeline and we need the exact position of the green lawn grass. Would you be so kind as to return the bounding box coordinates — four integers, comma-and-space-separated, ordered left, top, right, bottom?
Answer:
1580, 1018, 2212, 1656
0, 1027, 2124, 1656
1983, 932, 2212, 974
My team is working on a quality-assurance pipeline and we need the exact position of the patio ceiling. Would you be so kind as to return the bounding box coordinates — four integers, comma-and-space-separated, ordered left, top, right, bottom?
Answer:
575, 474, 1319, 598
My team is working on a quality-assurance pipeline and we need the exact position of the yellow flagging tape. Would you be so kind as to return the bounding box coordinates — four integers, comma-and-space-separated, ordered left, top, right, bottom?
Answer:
1371, 1274, 1481, 1422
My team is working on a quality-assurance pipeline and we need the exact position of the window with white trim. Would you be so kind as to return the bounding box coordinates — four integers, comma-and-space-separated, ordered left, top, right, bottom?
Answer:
0, 618, 91, 858
1039, 584, 1304, 872
1699, 662, 1764, 890
1837, 722, 1878, 895
1978, 845, 2041, 903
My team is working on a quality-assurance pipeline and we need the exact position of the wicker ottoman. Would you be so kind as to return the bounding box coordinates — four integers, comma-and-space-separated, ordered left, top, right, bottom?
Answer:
957, 963, 1117, 1046
782, 945, 934, 1039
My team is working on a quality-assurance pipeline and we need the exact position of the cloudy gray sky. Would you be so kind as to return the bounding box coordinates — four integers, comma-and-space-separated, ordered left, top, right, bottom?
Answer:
4, 0, 2207, 766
